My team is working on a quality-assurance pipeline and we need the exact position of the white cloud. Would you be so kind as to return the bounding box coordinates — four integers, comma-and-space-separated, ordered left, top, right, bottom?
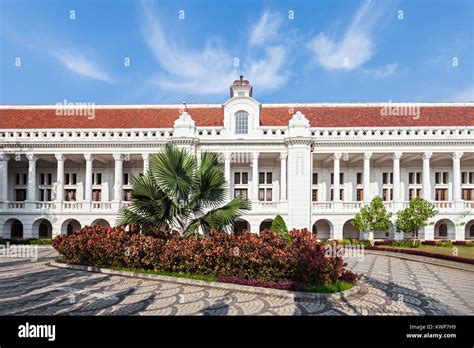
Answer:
140, 2, 288, 94
52, 52, 112, 82
370, 63, 398, 79
307, 0, 393, 71
249, 11, 283, 46
449, 86, 474, 102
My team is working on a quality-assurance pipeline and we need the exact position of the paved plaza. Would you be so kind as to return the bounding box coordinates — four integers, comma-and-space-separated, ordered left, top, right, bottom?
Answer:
0, 247, 472, 315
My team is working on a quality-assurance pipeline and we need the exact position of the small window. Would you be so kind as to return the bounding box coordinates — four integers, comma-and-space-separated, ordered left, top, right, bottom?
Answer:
356, 173, 362, 185
266, 172, 272, 184
234, 188, 248, 198
356, 189, 364, 201
235, 111, 249, 134
312, 189, 318, 202
47, 173, 52, 185
416, 172, 422, 184
234, 172, 240, 185
242, 172, 248, 184
123, 173, 129, 185
462, 172, 467, 184
312, 173, 318, 185
259, 172, 265, 185
40, 173, 45, 185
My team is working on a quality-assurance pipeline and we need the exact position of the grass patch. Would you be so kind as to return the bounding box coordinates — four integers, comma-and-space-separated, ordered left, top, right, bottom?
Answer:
305, 280, 354, 293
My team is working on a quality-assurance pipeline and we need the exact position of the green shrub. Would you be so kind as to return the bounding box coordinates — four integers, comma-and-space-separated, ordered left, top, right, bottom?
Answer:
392, 240, 420, 248
435, 241, 453, 247
270, 215, 290, 242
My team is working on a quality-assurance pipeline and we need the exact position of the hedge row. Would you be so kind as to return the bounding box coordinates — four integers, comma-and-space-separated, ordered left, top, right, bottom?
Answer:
52, 225, 358, 286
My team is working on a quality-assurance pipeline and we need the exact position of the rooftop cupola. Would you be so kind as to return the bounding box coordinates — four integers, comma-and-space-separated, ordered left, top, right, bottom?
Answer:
230, 75, 253, 98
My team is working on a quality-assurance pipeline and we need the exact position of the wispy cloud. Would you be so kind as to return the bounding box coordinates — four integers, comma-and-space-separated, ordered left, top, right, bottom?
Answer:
449, 86, 474, 102
307, 0, 396, 72
52, 51, 112, 82
140, 1, 288, 95
249, 11, 283, 46
368, 63, 398, 79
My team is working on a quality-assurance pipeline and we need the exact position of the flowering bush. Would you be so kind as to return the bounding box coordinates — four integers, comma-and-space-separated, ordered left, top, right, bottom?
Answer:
53, 225, 359, 286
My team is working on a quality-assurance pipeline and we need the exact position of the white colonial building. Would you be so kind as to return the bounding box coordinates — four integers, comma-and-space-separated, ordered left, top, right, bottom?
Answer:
0, 77, 473, 240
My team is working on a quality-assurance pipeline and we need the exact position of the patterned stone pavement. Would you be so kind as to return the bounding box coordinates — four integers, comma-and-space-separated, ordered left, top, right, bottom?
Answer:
0, 247, 472, 315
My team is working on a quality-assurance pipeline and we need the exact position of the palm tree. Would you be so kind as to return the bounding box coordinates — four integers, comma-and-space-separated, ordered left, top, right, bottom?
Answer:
117, 144, 250, 236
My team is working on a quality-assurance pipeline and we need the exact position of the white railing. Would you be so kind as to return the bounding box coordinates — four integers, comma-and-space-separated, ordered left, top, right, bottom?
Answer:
312, 202, 332, 210
342, 201, 364, 210
464, 201, 474, 209
63, 202, 83, 210
253, 202, 279, 211
434, 201, 453, 209
92, 202, 112, 210
120, 201, 132, 208
7, 201, 25, 209
36, 202, 55, 209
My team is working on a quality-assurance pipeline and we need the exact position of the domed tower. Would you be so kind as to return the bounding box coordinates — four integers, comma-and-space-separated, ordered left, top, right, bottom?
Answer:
230, 75, 253, 98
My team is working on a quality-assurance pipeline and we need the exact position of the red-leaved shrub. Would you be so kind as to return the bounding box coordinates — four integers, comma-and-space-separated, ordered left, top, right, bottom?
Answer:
53, 225, 359, 286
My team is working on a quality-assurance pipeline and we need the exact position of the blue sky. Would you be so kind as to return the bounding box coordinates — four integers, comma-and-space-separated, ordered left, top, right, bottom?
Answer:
0, 0, 473, 104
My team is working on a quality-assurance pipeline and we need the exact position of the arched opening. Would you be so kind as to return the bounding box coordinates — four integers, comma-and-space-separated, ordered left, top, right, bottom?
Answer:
91, 219, 110, 228
465, 220, 474, 240
235, 111, 249, 135
33, 219, 53, 239
61, 219, 82, 236
234, 219, 250, 233
11, 220, 23, 239
434, 219, 455, 240
342, 219, 359, 239
259, 219, 273, 232
312, 219, 332, 240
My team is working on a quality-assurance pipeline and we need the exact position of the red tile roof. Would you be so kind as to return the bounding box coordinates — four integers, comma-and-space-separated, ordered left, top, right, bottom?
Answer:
0, 107, 224, 129
260, 106, 474, 127
0, 105, 472, 129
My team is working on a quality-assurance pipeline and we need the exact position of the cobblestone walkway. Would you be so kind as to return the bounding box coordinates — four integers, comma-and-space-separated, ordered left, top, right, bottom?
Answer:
0, 247, 472, 315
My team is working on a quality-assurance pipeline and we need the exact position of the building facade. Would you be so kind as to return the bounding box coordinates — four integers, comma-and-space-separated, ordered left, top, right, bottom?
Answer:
1, 77, 474, 240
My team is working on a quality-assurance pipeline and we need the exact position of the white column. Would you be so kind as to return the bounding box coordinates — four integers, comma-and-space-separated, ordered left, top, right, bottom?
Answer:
422, 152, 432, 200
224, 152, 231, 184
224, 152, 232, 201
333, 153, 342, 202
452, 152, 463, 208
84, 154, 93, 201
280, 152, 287, 201
113, 154, 124, 201
392, 152, 402, 209
55, 154, 65, 202
142, 153, 150, 174
251, 152, 259, 202
0, 154, 10, 202
363, 152, 372, 203
26, 154, 38, 201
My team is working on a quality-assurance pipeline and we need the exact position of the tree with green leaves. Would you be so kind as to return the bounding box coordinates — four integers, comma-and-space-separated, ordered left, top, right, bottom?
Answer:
352, 196, 392, 242
117, 144, 250, 236
396, 196, 437, 246
270, 215, 290, 242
